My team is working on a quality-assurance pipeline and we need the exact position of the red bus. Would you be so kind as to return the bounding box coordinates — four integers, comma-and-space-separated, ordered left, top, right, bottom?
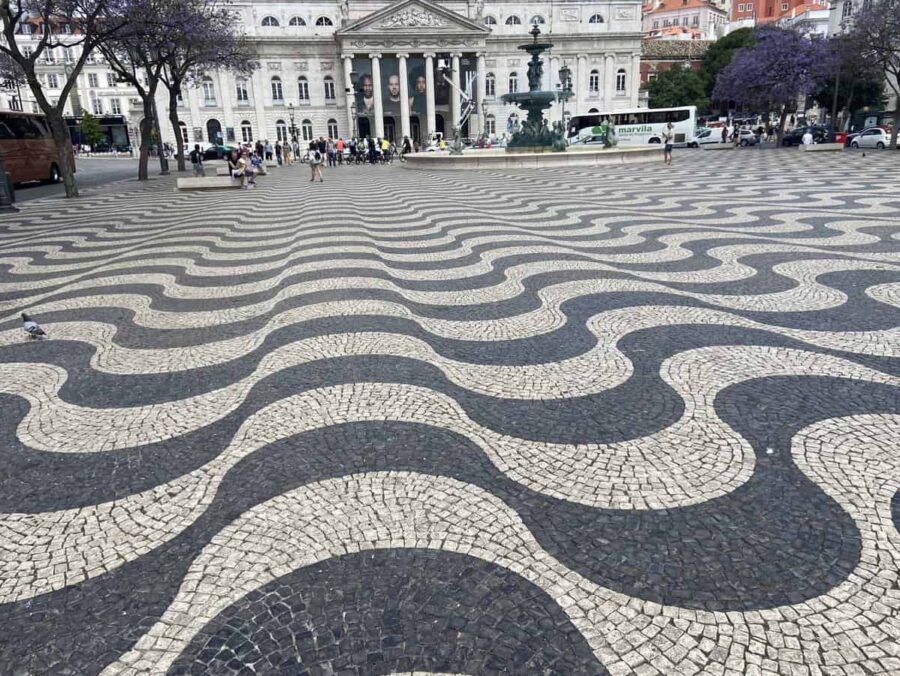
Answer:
0, 111, 72, 184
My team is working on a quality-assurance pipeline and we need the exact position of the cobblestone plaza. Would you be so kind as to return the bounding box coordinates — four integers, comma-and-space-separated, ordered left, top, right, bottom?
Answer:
1, 152, 899, 674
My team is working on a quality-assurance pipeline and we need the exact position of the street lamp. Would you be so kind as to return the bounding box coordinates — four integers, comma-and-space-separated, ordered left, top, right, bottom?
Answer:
350, 101, 358, 138
557, 61, 573, 139
348, 70, 359, 138
288, 102, 297, 144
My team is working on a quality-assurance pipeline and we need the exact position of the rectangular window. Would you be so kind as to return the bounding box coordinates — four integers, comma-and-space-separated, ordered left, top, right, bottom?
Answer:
47, 73, 59, 89
693, 15, 699, 24
485, 117, 495, 135
324, 80, 335, 100
298, 79, 309, 101
653, 20, 659, 27
781, 2, 787, 9
485, 76, 495, 97
44, 49, 55, 64
64, 49, 73, 64
91, 97, 103, 114
110, 98, 121, 114
88, 73, 98, 88
107, 72, 116, 87
738, 3, 744, 9
747, 2, 753, 9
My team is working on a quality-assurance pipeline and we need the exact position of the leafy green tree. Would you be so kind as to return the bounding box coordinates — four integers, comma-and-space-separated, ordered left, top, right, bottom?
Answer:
79, 111, 104, 149
644, 65, 709, 112
700, 28, 755, 99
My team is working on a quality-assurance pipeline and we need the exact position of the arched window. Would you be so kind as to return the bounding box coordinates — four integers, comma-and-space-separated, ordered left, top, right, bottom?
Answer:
589, 14, 605, 23
289, 16, 306, 26
275, 119, 287, 142
261, 16, 279, 27
530, 15, 545, 25
327, 118, 338, 139
235, 79, 249, 103
323, 76, 335, 101
616, 69, 626, 93
588, 108, 599, 113
485, 72, 496, 97
241, 120, 252, 143
178, 121, 188, 143
301, 119, 313, 141
508, 71, 518, 94
484, 114, 496, 136
298, 76, 309, 101
271, 76, 284, 102
505, 15, 521, 25
589, 69, 600, 94
201, 76, 215, 104
315, 16, 333, 26
483, 16, 497, 26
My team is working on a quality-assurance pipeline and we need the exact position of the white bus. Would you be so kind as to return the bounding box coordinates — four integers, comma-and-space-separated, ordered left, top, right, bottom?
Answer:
567, 106, 697, 147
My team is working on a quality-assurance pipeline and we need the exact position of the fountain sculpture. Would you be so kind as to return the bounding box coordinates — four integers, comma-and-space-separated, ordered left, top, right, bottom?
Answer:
501, 25, 571, 152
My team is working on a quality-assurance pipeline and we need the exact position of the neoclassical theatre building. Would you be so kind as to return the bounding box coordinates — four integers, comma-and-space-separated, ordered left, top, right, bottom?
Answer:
172, 0, 643, 147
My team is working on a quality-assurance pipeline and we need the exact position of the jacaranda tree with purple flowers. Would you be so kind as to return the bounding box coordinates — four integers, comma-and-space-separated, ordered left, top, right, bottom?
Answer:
713, 27, 835, 143
843, 0, 900, 149
159, 0, 255, 172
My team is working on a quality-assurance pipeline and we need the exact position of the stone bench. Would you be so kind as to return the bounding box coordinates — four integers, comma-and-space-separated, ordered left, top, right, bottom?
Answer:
800, 143, 844, 152
214, 166, 268, 177
702, 143, 736, 150
176, 176, 243, 191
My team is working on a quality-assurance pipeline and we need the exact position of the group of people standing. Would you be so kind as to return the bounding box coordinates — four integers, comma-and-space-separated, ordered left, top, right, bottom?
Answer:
304, 135, 416, 182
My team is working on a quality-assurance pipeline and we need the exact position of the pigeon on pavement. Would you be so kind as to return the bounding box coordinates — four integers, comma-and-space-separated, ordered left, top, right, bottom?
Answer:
21, 313, 48, 339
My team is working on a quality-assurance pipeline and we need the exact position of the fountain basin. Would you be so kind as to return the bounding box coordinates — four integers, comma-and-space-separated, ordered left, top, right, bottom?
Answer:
403, 145, 662, 171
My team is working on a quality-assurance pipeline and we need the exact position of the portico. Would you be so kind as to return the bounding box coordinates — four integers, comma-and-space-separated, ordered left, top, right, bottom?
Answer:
336, 0, 489, 143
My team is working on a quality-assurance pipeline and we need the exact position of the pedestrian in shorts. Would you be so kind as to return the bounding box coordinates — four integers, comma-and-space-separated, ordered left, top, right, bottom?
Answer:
189, 144, 204, 177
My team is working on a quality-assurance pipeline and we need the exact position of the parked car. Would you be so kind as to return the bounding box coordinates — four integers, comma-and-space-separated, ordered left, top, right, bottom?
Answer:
571, 134, 608, 146
848, 127, 891, 149
688, 127, 723, 147
781, 126, 831, 146
177, 142, 235, 161
737, 129, 759, 146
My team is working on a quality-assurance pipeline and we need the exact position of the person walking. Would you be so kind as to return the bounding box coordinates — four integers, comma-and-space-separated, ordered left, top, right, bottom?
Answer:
264, 140, 273, 161
308, 141, 324, 182
326, 138, 336, 167
367, 136, 377, 164
401, 135, 412, 161
275, 141, 283, 165
720, 126, 728, 144
189, 144, 204, 177
662, 122, 674, 165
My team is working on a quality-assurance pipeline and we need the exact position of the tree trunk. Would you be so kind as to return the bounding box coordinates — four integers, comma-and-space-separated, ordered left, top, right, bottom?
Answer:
891, 107, 900, 150
776, 106, 789, 145
138, 97, 154, 181
168, 90, 186, 172
46, 110, 78, 198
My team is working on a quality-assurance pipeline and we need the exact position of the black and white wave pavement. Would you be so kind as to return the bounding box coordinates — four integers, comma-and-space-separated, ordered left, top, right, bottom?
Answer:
1, 150, 899, 675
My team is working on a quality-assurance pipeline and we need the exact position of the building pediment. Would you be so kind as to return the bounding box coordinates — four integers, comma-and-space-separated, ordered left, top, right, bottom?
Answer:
337, 0, 490, 36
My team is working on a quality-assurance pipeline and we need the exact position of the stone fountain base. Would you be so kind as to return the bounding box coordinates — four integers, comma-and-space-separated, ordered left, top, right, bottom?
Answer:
403, 145, 661, 171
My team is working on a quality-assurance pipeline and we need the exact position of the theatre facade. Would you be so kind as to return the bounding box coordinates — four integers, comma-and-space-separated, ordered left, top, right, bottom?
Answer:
170, 0, 644, 147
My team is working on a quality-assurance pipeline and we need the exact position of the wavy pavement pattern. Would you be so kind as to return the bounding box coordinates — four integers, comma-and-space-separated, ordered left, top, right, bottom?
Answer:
1, 152, 899, 675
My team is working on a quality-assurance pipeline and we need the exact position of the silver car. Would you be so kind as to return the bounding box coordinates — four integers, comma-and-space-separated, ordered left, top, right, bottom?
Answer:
849, 127, 890, 149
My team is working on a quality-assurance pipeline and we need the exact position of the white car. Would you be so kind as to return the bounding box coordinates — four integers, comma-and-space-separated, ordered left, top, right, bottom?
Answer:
849, 127, 891, 149
689, 127, 725, 147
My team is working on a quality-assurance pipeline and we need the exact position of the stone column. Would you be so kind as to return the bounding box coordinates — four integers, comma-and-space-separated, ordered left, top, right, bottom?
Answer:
604, 53, 615, 108
342, 54, 355, 138
450, 53, 462, 133
252, 68, 268, 141
577, 53, 588, 116
424, 52, 436, 137
218, 72, 234, 138
370, 53, 384, 137
398, 53, 410, 140
475, 52, 486, 137
631, 53, 641, 106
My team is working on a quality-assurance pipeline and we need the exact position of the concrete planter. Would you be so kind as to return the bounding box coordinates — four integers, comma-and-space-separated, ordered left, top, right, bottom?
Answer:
800, 143, 844, 152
